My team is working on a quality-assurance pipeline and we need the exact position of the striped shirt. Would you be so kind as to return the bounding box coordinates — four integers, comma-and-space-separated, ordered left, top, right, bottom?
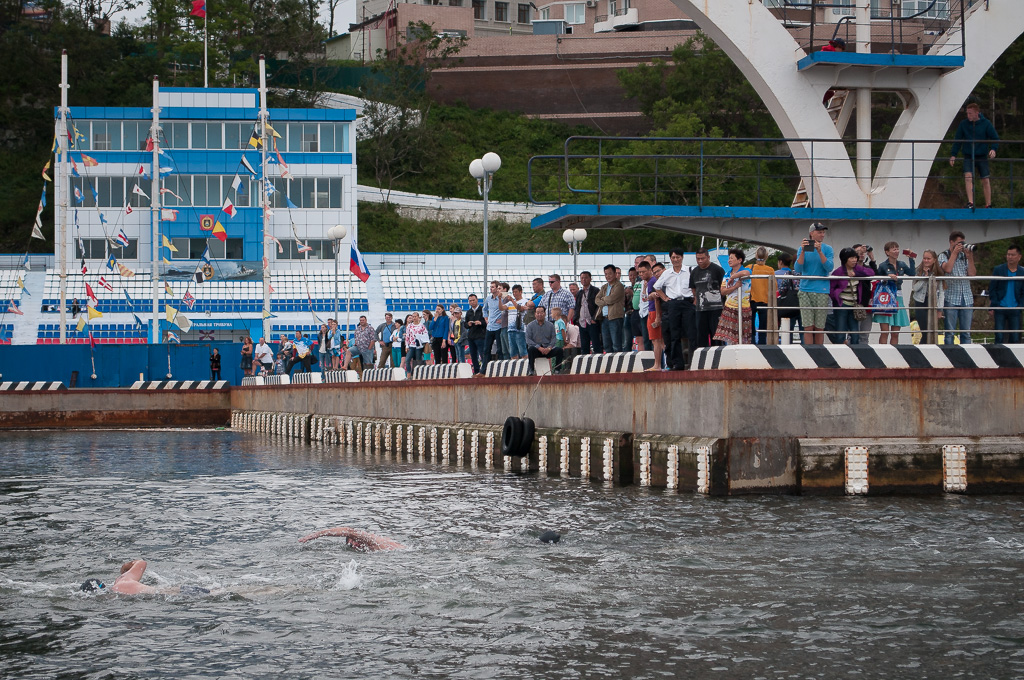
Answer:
938, 250, 973, 305
541, 287, 575, 320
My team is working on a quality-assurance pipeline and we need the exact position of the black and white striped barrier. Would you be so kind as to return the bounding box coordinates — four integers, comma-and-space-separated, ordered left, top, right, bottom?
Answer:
264, 375, 291, 386
323, 370, 361, 383
130, 380, 229, 389
362, 368, 407, 382
0, 381, 67, 391
411, 363, 474, 380
570, 351, 655, 374
691, 344, 1024, 370
291, 372, 323, 385
484, 358, 551, 377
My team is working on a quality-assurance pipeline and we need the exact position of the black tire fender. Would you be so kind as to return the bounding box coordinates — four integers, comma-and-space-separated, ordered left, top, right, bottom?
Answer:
518, 417, 535, 456
501, 416, 524, 457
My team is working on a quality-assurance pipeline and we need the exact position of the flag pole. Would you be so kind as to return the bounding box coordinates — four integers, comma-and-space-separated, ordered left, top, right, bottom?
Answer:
259, 56, 271, 343
58, 51, 69, 345
203, 14, 208, 88
151, 76, 162, 345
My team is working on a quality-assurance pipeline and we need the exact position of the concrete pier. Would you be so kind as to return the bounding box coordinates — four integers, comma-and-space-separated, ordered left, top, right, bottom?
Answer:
0, 388, 230, 429
230, 368, 1024, 495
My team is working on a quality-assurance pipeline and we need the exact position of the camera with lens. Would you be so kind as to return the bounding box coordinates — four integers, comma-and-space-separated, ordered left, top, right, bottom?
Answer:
963, 243, 978, 252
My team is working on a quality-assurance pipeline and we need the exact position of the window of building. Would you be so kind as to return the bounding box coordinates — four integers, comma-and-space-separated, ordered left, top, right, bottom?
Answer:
224, 123, 247, 150
473, 0, 485, 19
92, 121, 122, 151
565, 2, 585, 23
540, 7, 549, 19
191, 175, 222, 207
122, 122, 149, 151
229, 176, 251, 207
327, 178, 343, 209
278, 238, 333, 260
162, 176, 189, 207
169, 237, 242, 260
495, 2, 509, 21
95, 176, 125, 208
190, 122, 223, 150
608, 0, 616, 17
517, 3, 531, 22
83, 238, 137, 260
165, 122, 189, 149
449, 0, 463, 6
128, 178, 149, 208
301, 124, 318, 152
73, 121, 93, 150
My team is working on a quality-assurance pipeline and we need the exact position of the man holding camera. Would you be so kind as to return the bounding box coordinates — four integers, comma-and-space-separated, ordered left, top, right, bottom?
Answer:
938, 230, 977, 345
795, 223, 834, 345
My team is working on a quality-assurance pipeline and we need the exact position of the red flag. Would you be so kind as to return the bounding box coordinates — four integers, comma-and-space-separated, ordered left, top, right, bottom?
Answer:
145, 138, 154, 152
80, 154, 99, 167
89, 331, 96, 348
85, 283, 98, 305
191, 0, 206, 17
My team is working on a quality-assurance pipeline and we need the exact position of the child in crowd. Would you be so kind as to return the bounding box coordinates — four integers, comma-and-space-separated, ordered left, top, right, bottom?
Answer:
274, 352, 286, 375
551, 307, 566, 348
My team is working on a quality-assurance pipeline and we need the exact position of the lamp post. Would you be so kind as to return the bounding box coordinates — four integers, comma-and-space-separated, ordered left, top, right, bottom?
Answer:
327, 225, 348, 324
470, 151, 501, 296
563, 228, 587, 281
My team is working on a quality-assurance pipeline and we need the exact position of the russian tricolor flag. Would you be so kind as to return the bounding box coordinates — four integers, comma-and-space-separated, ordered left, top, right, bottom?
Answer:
350, 243, 370, 282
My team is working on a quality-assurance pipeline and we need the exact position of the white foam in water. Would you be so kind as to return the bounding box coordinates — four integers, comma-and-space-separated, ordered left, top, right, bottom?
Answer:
331, 559, 362, 591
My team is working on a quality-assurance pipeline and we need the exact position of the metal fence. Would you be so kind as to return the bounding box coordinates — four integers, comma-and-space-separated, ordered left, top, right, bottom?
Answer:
527, 136, 1023, 209
736, 272, 1020, 345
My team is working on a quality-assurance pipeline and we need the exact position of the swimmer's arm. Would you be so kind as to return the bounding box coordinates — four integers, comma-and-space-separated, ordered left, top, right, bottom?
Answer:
298, 527, 356, 543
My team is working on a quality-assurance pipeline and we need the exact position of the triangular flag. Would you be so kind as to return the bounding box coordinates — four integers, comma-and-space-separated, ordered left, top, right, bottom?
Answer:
16, 276, 29, 296
265, 124, 281, 139
76, 315, 87, 333
89, 331, 96, 348
80, 154, 99, 167
165, 282, 174, 296
133, 313, 145, 328
165, 305, 177, 323
42, 160, 52, 181
262, 309, 277, 319
98, 212, 108, 225
240, 156, 257, 176
162, 257, 171, 264
80, 259, 87, 275
296, 241, 313, 254
162, 235, 178, 252
124, 290, 135, 309
266, 235, 283, 254
212, 221, 227, 242
7, 301, 23, 316
145, 137, 154, 152
87, 305, 103, 319
124, 203, 133, 215
167, 330, 180, 344
222, 197, 236, 217
85, 283, 98, 305
276, 151, 291, 179
118, 263, 135, 277
70, 157, 80, 177
285, 196, 298, 210
132, 184, 149, 199
160, 188, 183, 201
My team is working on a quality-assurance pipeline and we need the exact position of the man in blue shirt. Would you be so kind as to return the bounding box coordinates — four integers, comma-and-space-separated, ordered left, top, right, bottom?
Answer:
794, 222, 834, 345
375, 313, 396, 368
482, 280, 504, 371
989, 244, 1023, 344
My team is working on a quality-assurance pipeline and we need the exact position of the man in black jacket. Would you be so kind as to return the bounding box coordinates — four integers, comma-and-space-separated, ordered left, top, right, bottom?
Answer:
573, 271, 603, 355
464, 294, 486, 374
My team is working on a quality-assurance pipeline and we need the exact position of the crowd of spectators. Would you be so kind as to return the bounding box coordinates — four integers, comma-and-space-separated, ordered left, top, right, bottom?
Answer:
251, 229, 1019, 377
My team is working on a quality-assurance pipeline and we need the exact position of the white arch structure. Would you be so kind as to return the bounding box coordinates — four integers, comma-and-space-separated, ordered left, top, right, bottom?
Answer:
668, 0, 1024, 209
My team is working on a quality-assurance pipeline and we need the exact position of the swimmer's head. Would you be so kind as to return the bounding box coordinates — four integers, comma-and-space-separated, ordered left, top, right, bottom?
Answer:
539, 530, 561, 544
80, 579, 105, 592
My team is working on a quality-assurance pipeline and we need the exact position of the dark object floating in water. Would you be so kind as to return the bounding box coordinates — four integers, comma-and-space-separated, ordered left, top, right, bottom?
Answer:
539, 531, 560, 544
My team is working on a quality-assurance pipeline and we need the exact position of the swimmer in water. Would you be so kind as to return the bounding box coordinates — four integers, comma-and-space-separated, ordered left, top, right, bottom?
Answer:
80, 559, 209, 596
299, 527, 405, 552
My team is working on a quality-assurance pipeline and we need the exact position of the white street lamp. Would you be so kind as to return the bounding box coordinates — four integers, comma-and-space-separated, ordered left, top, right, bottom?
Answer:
327, 225, 348, 324
563, 228, 587, 280
470, 152, 501, 295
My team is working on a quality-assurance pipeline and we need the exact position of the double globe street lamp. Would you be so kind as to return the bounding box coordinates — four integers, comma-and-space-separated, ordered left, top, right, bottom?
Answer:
563, 228, 587, 281
327, 224, 348, 325
469, 152, 501, 296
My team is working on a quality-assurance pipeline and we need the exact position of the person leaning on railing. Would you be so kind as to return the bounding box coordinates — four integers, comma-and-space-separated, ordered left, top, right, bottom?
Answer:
873, 242, 915, 346
938, 231, 976, 345
988, 244, 1024, 344
910, 250, 944, 344
829, 247, 874, 346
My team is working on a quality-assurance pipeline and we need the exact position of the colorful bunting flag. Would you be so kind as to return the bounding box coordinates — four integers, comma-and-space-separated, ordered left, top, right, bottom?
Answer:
265, 124, 282, 139
165, 305, 178, 323
80, 154, 99, 167
42, 160, 52, 181
231, 174, 245, 194
73, 187, 84, 204
145, 138, 154, 152
212, 221, 227, 242
80, 259, 87, 275
173, 312, 192, 333
297, 241, 313, 254
7, 301, 23, 315
240, 156, 258, 176
106, 253, 117, 271
132, 184, 149, 199
117, 263, 135, 277
182, 291, 195, 310
76, 315, 87, 333
165, 282, 174, 296
222, 197, 236, 217
97, 276, 113, 292
167, 330, 181, 344
160, 188, 183, 201
98, 212, 108, 224
124, 203, 134, 215
16, 276, 29, 296
133, 313, 145, 328
160, 209, 179, 222
276, 151, 291, 179
262, 309, 277, 319
285, 195, 298, 210
124, 290, 134, 309
248, 132, 262, 149
85, 283, 98, 305
162, 235, 178, 252
87, 305, 103, 319
116, 229, 130, 247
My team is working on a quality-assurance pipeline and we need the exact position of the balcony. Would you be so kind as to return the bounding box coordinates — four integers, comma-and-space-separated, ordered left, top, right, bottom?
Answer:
593, 14, 613, 33
611, 6, 638, 30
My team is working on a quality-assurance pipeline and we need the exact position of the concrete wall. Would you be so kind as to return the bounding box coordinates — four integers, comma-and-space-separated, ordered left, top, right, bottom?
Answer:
0, 389, 231, 429
231, 369, 1024, 440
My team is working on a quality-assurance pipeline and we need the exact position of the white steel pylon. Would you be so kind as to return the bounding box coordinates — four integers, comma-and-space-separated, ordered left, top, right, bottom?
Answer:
668, 0, 1024, 210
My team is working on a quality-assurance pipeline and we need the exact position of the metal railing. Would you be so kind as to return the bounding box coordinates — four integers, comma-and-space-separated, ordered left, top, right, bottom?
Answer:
734, 272, 1021, 346
765, 0, 967, 59
527, 136, 1024, 209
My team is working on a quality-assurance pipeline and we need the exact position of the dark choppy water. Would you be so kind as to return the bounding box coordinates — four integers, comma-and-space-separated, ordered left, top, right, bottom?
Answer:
1, 430, 1023, 679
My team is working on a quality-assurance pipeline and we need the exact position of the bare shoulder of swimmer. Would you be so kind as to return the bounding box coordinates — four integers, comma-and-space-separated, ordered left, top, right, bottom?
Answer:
110, 559, 164, 595
299, 527, 405, 552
